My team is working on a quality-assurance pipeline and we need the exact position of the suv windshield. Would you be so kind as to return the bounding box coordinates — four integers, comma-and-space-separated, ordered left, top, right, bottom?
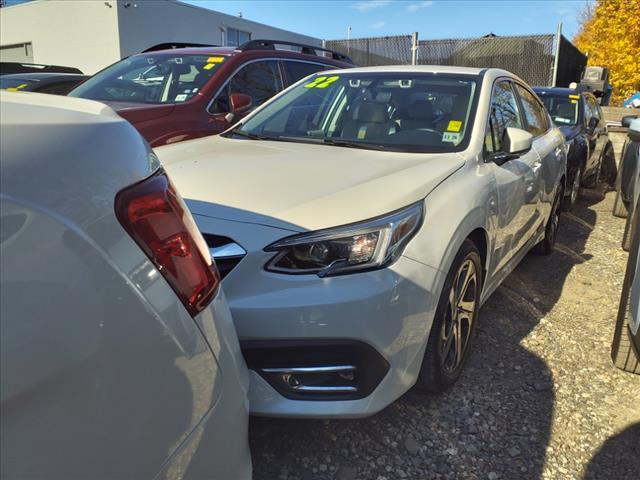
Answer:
538, 94, 579, 126
231, 73, 478, 153
69, 54, 226, 104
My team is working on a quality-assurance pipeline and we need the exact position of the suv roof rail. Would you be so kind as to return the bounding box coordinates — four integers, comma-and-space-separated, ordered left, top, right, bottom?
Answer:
142, 42, 218, 53
237, 39, 354, 64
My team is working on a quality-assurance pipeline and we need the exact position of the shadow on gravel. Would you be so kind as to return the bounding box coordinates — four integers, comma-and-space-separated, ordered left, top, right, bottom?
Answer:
583, 422, 640, 480
250, 192, 600, 480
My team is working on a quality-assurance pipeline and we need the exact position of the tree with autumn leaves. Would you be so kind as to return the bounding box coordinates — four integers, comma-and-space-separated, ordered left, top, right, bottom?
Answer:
574, 0, 640, 105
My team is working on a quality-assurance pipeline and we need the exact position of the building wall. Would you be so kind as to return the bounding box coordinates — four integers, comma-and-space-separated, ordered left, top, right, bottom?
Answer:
0, 0, 321, 75
116, 1, 321, 58
0, 0, 120, 74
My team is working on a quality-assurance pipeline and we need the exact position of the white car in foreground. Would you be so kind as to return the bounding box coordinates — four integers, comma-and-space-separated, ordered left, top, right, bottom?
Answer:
157, 66, 566, 418
0, 92, 251, 478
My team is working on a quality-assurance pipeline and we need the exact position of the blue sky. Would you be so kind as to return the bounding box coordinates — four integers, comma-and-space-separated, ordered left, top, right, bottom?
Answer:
184, 0, 592, 41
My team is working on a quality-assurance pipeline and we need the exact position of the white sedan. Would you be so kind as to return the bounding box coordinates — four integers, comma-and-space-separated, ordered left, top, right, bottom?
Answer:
157, 66, 566, 418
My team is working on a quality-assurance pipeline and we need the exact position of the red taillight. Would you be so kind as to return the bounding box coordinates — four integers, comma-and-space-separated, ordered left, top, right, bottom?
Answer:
115, 169, 220, 316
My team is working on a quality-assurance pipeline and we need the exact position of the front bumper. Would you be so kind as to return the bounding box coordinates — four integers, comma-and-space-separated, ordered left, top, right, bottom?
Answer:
195, 214, 442, 418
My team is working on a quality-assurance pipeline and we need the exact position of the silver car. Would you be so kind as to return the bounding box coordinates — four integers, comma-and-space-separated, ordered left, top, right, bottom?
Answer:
612, 118, 640, 373
0, 92, 251, 479
157, 66, 567, 418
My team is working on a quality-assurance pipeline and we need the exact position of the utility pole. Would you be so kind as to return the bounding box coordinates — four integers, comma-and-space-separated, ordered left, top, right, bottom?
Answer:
551, 22, 562, 87
411, 32, 419, 65
347, 26, 352, 40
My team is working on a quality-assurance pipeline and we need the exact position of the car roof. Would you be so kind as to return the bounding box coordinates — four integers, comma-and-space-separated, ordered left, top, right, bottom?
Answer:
533, 86, 579, 95
135, 46, 350, 66
2, 72, 86, 82
319, 65, 486, 75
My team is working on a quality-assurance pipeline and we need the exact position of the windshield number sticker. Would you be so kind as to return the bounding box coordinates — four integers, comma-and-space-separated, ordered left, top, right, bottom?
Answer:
442, 132, 461, 143
207, 56, 225, 63
203, 63, 216, 70
447, 120, 462, 132
305, 76, 340, 89
569, 94, 580, 99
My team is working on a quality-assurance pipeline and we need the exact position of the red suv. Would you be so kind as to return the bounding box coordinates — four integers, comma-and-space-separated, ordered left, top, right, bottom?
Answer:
69, 40, 353, 147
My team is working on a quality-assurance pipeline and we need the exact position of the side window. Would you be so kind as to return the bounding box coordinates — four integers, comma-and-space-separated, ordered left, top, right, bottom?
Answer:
284, 61, 330, 85
212, 60, 283, 113
486, 81, 523, 153
515, 84, 548, 136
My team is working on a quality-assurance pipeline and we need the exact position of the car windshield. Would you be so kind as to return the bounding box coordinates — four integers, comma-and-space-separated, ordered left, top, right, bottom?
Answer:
231, 72, 478, 153
538, 94, 579, 126
0, 78, 37, 91
69, 53, 227, 104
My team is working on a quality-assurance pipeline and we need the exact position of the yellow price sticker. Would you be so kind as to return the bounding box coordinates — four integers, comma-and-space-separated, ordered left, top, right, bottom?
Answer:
6, 87, 18, 91
447, 120, 462, 132
207, 56, 225, 63
570, 99, 578, 104
203, 63, 216, 70
569, 94, 580, 99
304, 76, 340, 89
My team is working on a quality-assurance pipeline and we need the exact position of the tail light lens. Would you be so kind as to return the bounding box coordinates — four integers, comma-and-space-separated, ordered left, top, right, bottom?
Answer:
115, 169, 220, 316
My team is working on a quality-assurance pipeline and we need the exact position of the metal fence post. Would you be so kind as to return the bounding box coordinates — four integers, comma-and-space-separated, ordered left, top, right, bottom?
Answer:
552, 22, 562, 86
411, 32, 419, 65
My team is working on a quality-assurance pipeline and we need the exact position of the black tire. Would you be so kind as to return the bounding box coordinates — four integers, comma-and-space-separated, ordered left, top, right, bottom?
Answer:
613, 190, 629, 218
535, 184, 563, 255
612, 206, 640, 373
563, 167, 581, 211
582, 159, 601, 189
600, 142, 618, 188
417, 239, 482, 393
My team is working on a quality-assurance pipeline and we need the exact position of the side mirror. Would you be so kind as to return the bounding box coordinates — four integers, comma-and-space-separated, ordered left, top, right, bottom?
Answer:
224, 93, 252, 123
489, 128, 533, 165
622, 115, 638, 128
503, 127, 533, 154
587, 116, 598, 133
629, 118, 640, 143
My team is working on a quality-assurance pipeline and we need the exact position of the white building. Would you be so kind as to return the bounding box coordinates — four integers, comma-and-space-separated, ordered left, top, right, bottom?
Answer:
0, 0, 321, 74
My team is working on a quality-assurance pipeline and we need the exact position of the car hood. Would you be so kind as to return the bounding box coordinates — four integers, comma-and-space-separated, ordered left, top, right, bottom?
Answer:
559, 125, 581, 141
157, 136, 466, 232
101, 101, 175, 123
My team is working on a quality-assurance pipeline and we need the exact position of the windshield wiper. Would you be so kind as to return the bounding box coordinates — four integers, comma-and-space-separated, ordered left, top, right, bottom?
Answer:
226, 129, 272, 140
321, 138, 390, 151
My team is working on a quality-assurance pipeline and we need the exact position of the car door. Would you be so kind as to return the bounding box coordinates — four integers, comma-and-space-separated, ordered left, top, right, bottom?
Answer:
486, 80, 542, 274
514, 83, 561, 223
208, 60, 284, 131
585, 94, 607, 174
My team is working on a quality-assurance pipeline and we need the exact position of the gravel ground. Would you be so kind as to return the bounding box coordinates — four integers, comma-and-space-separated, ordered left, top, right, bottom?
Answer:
249, 186, 640, 480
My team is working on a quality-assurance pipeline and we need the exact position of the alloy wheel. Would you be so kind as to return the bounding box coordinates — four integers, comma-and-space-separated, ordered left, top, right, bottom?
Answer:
439, 259, 478, 374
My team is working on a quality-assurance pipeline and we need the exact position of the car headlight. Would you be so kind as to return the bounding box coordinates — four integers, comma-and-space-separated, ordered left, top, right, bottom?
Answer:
264, 202, 424, 277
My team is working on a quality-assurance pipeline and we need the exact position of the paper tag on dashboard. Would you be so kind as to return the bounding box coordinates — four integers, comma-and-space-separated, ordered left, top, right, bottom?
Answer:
442, 132, 461, 143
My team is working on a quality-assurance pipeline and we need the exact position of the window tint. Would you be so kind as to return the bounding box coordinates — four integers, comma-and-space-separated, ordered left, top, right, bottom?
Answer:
284, 61, 329, 84
37, 81, 78, 95
212, 60, 282, 113
486, 81, 522, 153
515, 84, 548, 136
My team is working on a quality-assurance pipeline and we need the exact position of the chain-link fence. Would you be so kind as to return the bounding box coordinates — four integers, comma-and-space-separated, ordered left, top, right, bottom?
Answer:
325, 32, 586, 88
325, 35, 414, 67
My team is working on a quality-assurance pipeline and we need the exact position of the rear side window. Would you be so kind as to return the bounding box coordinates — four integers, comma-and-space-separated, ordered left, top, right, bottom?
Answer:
515, 84, 548, 136
212, 60, 283, 113
284, 61, 330, 85
486, 81, 522, 153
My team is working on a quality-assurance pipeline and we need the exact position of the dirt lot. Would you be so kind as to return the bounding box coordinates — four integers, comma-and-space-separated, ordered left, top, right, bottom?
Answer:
249, 186, 640, 480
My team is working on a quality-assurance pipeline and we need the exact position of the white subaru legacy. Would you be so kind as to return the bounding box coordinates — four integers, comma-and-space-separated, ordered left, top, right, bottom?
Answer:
157, 66, 566, 418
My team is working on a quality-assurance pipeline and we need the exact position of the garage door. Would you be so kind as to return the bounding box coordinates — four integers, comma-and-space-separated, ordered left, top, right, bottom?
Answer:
0, 43, 33, 63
